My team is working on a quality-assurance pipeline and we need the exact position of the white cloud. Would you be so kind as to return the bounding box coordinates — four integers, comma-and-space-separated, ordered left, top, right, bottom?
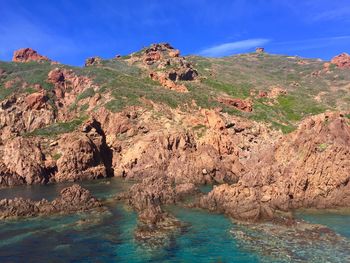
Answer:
199, 38, 271, 57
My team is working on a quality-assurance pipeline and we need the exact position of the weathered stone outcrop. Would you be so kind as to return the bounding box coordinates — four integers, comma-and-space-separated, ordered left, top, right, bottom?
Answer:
24, 91, 48, 110
217, 97, 253, 112
133, 43, 198, 93
85, 57, 102, 67
0, 163, 25, 187
0, 94, 55, 140
2, 137, 50, 185
199, 112, 350, 221
55, 129, 108, 182
47, 68, 98, 119
0, 184, 102, 219
119, 176, 192, 247
12, 48, 50, 63
149, 72, 189, 92
331, 53, 350, 69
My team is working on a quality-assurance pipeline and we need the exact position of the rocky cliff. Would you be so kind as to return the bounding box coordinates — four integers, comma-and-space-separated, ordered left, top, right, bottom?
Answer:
0, 45, 349, 228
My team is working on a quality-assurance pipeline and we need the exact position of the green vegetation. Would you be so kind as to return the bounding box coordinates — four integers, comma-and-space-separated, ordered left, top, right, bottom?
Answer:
25, 117, 87, 137
52, 153, 62, 160
77, 87, 95, 101
1, 51, 349, 135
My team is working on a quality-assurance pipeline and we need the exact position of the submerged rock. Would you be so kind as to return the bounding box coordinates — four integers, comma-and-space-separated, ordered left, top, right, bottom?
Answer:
231, 219, 350, 262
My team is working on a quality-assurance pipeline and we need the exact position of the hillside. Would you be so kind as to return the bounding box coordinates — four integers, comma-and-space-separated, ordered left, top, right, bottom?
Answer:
0, 44, 349, 243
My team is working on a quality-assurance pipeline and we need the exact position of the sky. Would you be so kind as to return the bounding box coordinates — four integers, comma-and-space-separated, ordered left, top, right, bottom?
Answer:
1, 0, 350, 65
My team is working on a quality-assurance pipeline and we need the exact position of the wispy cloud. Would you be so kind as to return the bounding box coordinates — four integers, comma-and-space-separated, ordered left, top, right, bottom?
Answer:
270, 35, 350, 54
312, 7, 350, 22
199, 39, 271, 57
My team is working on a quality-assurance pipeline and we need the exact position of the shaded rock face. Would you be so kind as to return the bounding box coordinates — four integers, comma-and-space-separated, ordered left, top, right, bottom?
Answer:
0, 184, 102, 219
55, 130, 108, 182
85, 57, 102, 67
12, 48, 50, 63
199, 112, 350, 221
331, 53, 350, 69
2, 137, 50, 185
149, 72, 188, 93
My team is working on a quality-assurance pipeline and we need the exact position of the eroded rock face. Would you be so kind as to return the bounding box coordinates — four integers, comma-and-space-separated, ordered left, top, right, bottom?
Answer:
2, 137, 49, 185
199, 112, 350, 221
133, 43, 198, 93
331, 53, 350, 69
55, 130, 108, 182
24, 91, 48, 110
217, 97, 253, 112
47, 68, 98, 119
12, 48, 50, 63
0, 95, 55, 140
0, 184, 102, 219
149, 72, 189, 93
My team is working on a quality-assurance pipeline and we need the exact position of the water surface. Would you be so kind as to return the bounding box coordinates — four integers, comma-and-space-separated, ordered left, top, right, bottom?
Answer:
0, 179, 349, 262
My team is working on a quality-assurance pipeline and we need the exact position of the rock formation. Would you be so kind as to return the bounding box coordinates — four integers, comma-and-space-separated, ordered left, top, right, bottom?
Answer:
85, 57, 102, 66
217, 97, 253, 112
0, 184, 102, 219
12, 48, 50, 63
131, 43, 198, 93
331, 53, 350, 69
199, 112, 350, 221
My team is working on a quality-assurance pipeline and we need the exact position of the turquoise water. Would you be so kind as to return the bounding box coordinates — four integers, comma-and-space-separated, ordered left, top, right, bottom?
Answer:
0, 178, 349, 262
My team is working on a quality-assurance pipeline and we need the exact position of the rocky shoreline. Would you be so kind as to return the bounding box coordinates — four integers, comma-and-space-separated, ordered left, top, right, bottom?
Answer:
0, 44, 349, 249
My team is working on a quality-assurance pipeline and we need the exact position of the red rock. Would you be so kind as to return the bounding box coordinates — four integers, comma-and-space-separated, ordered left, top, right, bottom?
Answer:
149, 72, 188, 93
330, 53, 350, 69
12, 48, 50, 63
24, 91, 48, 110
217, 97, 253, 112
258, 90, 268, 98
169, 49, 180, 58
199, 112, 350, 221
47, 68, 65, 83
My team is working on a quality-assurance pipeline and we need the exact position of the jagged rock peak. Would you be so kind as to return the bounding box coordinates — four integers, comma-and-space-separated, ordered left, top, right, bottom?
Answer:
12, 48, 51, 63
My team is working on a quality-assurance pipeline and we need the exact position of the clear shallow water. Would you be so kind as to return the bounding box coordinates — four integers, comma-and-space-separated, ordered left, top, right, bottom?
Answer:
0, 178, 349, 262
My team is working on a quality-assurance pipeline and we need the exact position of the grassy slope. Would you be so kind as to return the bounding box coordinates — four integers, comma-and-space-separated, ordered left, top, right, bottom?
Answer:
1, 51, 349, 135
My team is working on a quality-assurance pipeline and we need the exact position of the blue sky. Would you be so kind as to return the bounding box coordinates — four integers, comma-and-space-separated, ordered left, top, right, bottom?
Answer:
1, 0, 350, 65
